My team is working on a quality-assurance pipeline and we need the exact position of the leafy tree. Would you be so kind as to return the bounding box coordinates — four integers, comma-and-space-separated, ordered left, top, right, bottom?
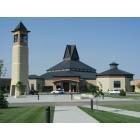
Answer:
86, 82, 104, 110
0, 90, 8, 108
86, 83, 98, 95
97, 82, 104, 98
86, 82, 104, 98
0, 60, 8, 108
0, 60, 4, 77
15, 81, 25, 95
0, 60, 6, 78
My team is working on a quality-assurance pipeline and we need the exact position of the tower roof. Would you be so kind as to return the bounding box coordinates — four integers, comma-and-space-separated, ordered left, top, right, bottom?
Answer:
63, 45, 79, 61
12, 22, 30, 33
47, 45, 96, 73
97, 62, 134, 77
109, 62, 119, 69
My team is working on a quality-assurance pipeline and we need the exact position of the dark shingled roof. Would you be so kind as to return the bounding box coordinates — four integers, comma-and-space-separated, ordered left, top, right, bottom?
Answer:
97, 62, 134, 77
41, 71, 96, 80
42, 45, 96, 80
47, 45, 96, 73
63, 45, 79, 61
47, 60, 96, 73
12, 22, 30, 32
29, 75, 44, 79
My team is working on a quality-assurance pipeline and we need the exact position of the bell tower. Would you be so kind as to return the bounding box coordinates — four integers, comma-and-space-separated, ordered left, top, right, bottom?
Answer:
10, 22, 30, 97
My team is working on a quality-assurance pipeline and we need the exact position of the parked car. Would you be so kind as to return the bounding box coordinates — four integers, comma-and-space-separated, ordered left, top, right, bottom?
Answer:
51, 89, 65, 94
109, 89, 120, 94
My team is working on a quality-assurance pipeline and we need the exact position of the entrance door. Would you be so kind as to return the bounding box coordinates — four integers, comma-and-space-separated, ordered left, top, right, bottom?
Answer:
71, 85, 76, 92
63, 82, 69, 92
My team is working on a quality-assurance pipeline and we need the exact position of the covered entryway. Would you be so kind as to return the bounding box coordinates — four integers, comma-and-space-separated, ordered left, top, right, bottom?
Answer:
53, 76, 80, 93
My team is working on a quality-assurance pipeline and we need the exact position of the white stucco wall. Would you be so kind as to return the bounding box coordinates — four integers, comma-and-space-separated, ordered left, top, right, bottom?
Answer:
10, 43, 29, 97
86, 80, 96, 86
96, 76, 126, 92
29, 79, 44, 91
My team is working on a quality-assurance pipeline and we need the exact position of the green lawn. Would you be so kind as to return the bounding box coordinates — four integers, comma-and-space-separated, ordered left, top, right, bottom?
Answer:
80, 107, 140, 123
103, 104, 140, 112
0, 106, 54, 123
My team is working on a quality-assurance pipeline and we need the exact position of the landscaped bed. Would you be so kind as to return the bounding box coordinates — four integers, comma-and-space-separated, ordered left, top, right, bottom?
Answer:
0, 106, 55, 123
79, 106, 140, 123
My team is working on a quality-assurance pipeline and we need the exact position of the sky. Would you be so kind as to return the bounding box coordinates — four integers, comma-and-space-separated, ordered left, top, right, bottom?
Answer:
0, 17, 140, 79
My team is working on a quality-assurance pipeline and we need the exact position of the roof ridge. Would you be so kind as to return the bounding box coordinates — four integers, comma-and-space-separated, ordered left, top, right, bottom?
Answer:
97, 67, 133, 76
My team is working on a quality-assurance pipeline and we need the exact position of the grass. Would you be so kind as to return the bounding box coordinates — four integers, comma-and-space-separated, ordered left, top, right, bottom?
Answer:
103, 104, 140, 112
79, 107, 140, 123
0, 106, 55, 123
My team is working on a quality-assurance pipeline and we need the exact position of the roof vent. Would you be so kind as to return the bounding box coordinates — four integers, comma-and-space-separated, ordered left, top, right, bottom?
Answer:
109, 62, 119, 69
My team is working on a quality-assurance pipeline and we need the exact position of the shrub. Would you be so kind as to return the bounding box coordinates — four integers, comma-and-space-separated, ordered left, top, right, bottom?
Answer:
16, 81, 25, 95
0, 90, 8, 108
120, 89, 126, 96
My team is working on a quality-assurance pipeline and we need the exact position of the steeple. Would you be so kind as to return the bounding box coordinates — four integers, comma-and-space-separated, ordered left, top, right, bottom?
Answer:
10, 22, 30, 97
63, 45, 79, 61
11, 22, 30, 46
12, 22, 30, 33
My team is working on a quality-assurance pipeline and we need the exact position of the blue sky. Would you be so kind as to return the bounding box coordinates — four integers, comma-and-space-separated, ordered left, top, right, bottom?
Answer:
0, 17, 140, 79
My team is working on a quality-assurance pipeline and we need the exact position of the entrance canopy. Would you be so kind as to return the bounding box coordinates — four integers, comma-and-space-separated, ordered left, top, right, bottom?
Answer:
53, 77, 80, 92
53, 76, 80, 83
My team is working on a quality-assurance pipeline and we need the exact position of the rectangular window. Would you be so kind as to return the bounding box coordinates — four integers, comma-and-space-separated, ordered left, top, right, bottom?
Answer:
14, 34, 18, 42
114, 81, 121, 88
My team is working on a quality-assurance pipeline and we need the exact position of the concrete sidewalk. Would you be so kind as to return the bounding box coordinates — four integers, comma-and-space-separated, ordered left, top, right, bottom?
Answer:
54, 106, 99, 123
86, 105, 140, 118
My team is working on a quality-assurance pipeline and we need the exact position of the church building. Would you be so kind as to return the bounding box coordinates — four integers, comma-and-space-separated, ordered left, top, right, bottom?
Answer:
39, 45, 96, 93
97, 62, 134, 92
0, 22, 135, 95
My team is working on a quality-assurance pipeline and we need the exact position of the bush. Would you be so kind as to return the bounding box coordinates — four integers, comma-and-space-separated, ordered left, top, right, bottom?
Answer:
120, 89, 126, 96
0, 91, 8, 108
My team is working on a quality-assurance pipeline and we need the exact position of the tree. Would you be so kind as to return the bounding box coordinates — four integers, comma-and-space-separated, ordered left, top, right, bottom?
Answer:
0, 60, 6, 78
0, 90, 8, 108
0, 60, 4, 78
98, 82, 104, 99
0, 60, 8, 108
86, 83, 98, 95
86, 82, 104, 98
15, 81, 25, 95
86, 82, 104, 110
